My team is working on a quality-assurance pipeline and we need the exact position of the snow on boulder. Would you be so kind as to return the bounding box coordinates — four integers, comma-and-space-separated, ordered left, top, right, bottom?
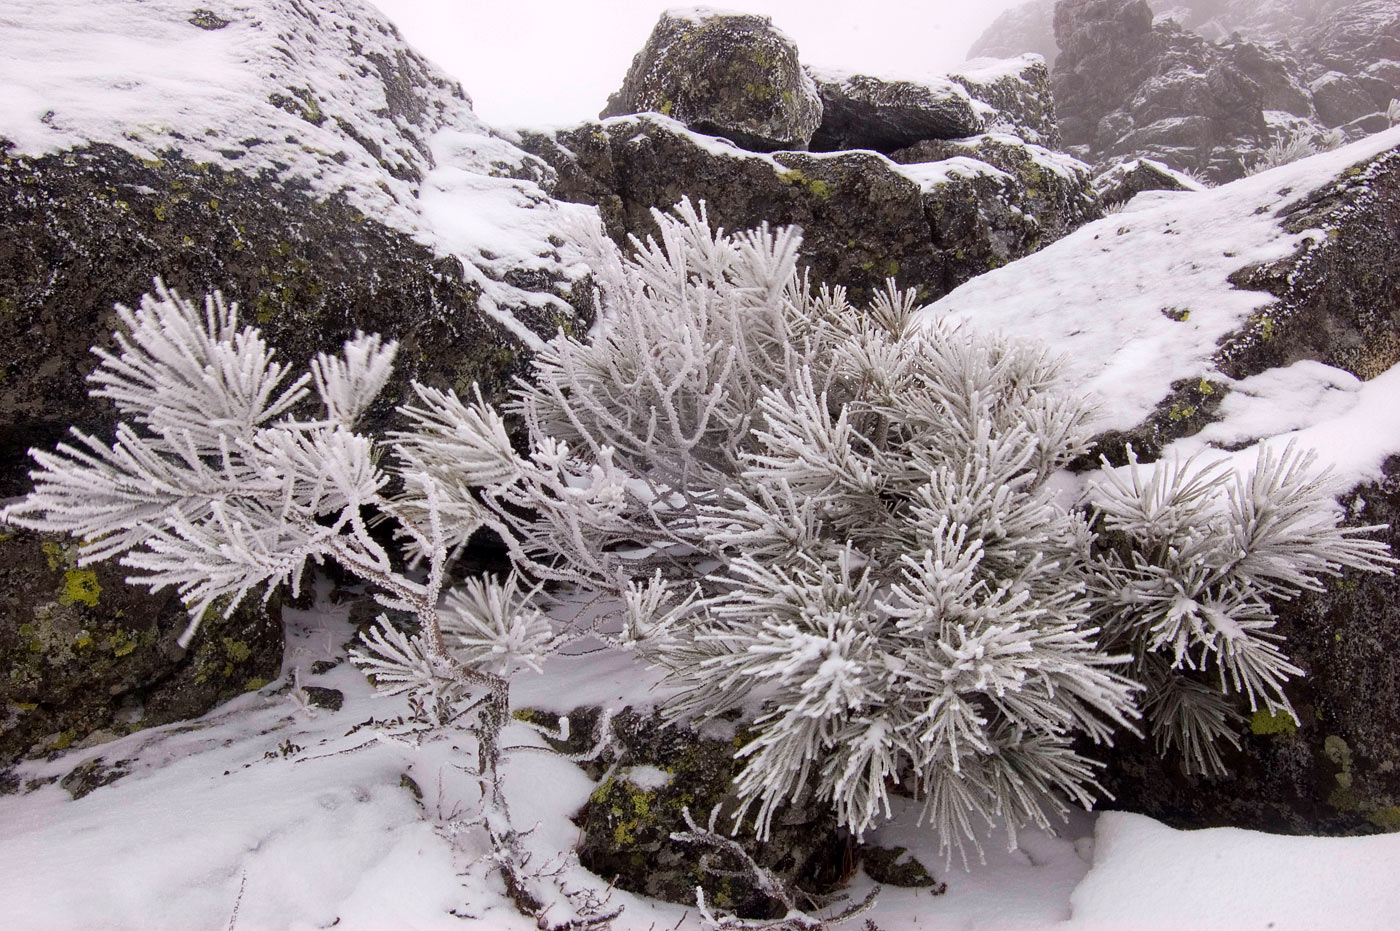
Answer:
806, 68, 984, 154
949, 54, 1063, 148
0, 0, 596, 755
1091, 155, 1206, 207
599, 8, 823, 153
522, 112, 1097, 307
892, 132, 1100, 247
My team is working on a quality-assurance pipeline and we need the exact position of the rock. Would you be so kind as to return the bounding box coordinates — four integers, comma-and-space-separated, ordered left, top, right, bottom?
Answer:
975, 0, 1400, 181
950, 54, 1064, 148
1052, 0, 1325, 181
0, 0, 593, 754
0, 142, 585, 496
806, 69, 983, 153
520, 115, 1097, 305
1311, 71, 1385, 127
1092, 156, 1205, 206
967, 0, 1362, 70
553, 707, 935, 918
301, 686, 344, 711
599, 8, 822, 153
0, 528, 282, 766
1215, 141, 1400, 384
891, 133, 1100, 244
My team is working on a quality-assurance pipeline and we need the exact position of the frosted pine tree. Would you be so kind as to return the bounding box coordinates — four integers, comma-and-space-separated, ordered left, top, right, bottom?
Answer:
402, 200, 1389, 861
5, 199, 1391, 884
0, 283, 616, 928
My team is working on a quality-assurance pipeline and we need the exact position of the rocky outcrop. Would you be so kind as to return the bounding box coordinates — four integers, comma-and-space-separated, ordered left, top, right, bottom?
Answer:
519, 115, 1098, 305
1052, 0, 1325, 181
950, 55, 1064, 148
0, 528, 282, 767
806, 70, 983, 153
968, 0, 1366, 68
891, 133, 1099, 244
600, 9, 822, 152
0, 0, 593, 754
977, 0, 1399, 181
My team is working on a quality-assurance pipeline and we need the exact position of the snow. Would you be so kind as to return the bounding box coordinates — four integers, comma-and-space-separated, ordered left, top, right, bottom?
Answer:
923, 126, 1400, 442
1, 585, 1395, 930
0, 0, 594, 337
953, 53, 1050, 85
1066, 812, 1400, 930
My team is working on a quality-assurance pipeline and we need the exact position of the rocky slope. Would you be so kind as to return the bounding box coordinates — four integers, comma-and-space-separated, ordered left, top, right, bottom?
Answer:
973, 0, 1399, 180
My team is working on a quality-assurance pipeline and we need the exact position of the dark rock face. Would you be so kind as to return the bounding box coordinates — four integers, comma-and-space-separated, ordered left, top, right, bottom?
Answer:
968, 0, 1365, 69
0, 141, 582, 498
1053, 0, 1321, 181
981, 0, 1398, 181
520, 115, 1098, 306
0, 528, 281, 766
1094, 141, 1400, 831
807, 71, 983, 153
1215, 142, 1400, 384
600, 10, 822, 153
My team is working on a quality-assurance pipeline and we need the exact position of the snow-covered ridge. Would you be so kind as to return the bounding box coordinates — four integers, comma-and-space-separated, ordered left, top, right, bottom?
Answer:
0, 0, 591, 336
925, 126, 1400, 454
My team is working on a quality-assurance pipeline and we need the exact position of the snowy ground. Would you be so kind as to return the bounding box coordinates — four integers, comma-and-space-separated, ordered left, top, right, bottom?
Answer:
2, 582, 1398, 930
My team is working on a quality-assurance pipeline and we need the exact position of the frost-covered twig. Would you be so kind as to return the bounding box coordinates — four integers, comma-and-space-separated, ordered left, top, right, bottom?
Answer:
672, 807, 879, 930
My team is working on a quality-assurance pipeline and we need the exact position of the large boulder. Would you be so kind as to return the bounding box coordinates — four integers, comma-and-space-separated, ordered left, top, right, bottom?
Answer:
950, 54, 1064, 148
0, 529, 282, 768
519, 114, 1098, 305
925, 127, 1400, 833
806, 70, 983, 153
599, 9, 822, 153
0, 0, 593, 752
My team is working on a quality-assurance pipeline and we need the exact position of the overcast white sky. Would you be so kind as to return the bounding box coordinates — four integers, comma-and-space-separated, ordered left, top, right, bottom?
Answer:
369, 1, 1027, 128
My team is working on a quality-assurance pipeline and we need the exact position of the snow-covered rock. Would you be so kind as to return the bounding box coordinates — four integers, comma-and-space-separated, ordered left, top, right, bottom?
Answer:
520, 113, 1098, 305
0, 0, 596, 755
599, 8, 823, 153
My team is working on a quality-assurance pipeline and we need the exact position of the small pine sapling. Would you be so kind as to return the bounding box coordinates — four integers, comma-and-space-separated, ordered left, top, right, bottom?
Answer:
399, 199, 1391, 868
0, 282, 617, 929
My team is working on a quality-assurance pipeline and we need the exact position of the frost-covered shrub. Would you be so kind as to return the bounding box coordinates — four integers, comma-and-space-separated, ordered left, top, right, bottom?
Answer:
0, 285, 614, 927
4, 201, 1390, 871
1245, 127, 1343, 175
398, 200, 1391, 859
